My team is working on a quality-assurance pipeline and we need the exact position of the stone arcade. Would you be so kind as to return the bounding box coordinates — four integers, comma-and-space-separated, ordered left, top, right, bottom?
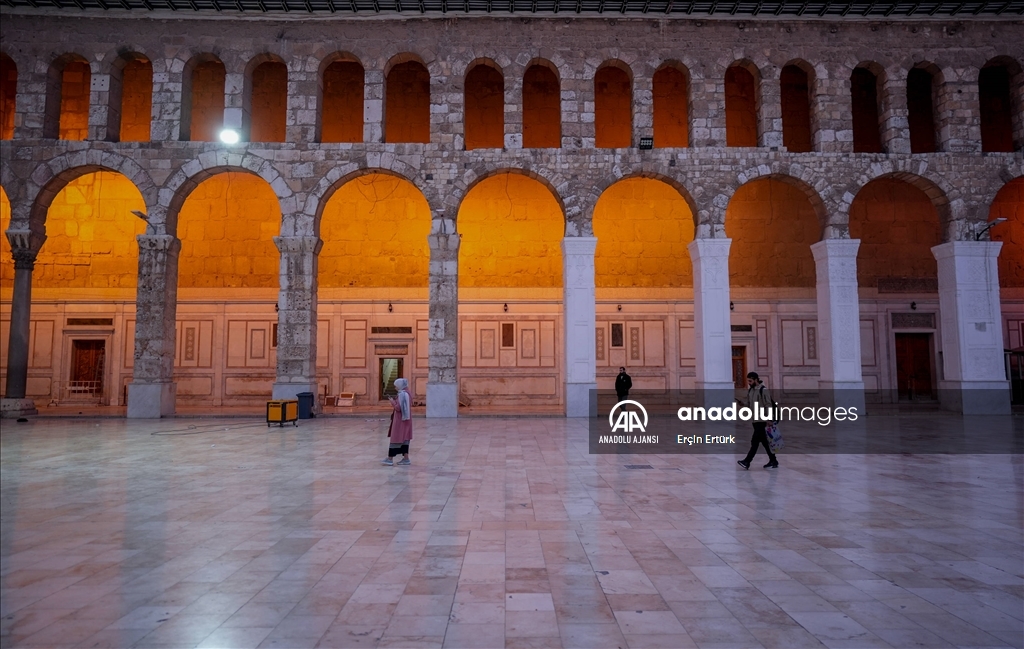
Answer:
0, 5, 1022, 418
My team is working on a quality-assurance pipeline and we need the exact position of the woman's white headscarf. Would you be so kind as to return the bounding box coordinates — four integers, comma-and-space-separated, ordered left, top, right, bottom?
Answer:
394, 378, 409, 391
393, 378, 411, 419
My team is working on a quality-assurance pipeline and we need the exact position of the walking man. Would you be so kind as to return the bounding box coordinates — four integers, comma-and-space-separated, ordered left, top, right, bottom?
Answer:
738, 372, 779, 469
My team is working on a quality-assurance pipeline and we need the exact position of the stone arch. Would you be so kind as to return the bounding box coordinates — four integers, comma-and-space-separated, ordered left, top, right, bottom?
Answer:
310, 165, 431, 238
522, 58, 562, 149
307, 159, 430, 229
384, 53, 431, 144
244, 53, 289, 142
780, 58, 815, 153
181, 52, 226, 142
456, 170, 566, 289
26, 152, 157, 236
979, 55, 1022, 152
162, 152, 293, 237
464, 58, 506, 150
726, 172, 825, 288
653, 60, 691, 148
593, 174, 698, 288
840, 165, 958, 240
724, 58, 763, 147
108, 49, 154, 142
589, 169, 700, 229
319, 52, 365, 144
988, 175, 1024, 287
45, 52, 91, 140
715, 165, 830, 232
447, 165, 571, 231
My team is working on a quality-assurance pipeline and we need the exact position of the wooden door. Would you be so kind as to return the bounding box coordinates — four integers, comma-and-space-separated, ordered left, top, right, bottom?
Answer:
894, 333, 933, 400
732, 346, 747, 389
71, 339, 105, 393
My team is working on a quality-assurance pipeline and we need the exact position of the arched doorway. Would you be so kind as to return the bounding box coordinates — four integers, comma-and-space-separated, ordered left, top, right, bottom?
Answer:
457, 173, 563, 409
175, 172, 281, 406
850, 176, 942, 401
318, 173, 432, 406
593, 177, 695, 391
726, 177, 822, 392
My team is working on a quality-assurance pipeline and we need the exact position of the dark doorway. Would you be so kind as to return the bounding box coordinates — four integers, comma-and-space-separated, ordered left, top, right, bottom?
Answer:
379, 357, 404, 400
732, 346, 748, 389
71, 339, 105, 394
894, 333, 933, 400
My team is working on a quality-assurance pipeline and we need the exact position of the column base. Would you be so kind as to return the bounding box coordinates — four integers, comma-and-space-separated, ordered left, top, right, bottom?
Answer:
696, 382, 737, 408
127, 382, 176, 419
818, 381, 867, 415
426, 383, 458, 418
566, 382, 597, 418
938, 381, 1010, 415
272, 382, 318, 400
1, 398, 39, 419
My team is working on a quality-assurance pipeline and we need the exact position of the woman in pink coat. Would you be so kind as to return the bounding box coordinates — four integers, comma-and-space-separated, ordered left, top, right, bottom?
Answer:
382, 378, 413, 466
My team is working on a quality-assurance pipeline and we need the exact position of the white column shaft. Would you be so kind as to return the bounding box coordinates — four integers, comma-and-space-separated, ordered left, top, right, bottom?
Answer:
688, 239, 733, 403
563, 237, 598, 417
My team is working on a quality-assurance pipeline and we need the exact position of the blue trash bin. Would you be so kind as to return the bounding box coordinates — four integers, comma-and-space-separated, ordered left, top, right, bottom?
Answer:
296, 392, 315, 419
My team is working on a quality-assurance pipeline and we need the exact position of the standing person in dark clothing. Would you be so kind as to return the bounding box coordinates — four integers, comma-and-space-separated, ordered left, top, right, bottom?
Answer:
738, 372, 779, 469
615, 367, 632, 403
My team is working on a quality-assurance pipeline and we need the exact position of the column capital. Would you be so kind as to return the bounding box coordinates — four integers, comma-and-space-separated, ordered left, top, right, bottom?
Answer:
931, 240, 1002, 261
136, 234, 180, 252
273, 235, 323, 255
811, 238, 861, 261
6, 230, 44, 271
561, 235, 597, 256
687, 237, 732, 259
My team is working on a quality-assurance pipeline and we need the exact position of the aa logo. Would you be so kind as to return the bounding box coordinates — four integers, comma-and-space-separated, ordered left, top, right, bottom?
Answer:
609, 400, 648, 433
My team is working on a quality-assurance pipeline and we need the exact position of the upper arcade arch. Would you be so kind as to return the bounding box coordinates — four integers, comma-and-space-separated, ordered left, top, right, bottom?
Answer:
45, 53, 91, 141
594, 60, 633, 149
245, 53, 289, 143
320, 52, 365, 144
464, 59, 505, 150
384, 53, 431, 144
181, 53, 226, 142
1, 52, 17, 140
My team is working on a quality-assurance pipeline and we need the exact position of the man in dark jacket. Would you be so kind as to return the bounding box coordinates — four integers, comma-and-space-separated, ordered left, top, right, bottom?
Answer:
615, 367, 632, 402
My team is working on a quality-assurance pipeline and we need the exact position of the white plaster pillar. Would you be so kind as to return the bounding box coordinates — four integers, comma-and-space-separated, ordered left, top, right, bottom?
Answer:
811, 239, 866, 412
688, 238, 733, 406
562, 236, 597, 417
932, 241, 1010, 414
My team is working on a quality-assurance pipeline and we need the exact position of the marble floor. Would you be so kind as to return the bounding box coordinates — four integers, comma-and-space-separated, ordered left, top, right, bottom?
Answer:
1, 416, 1022, 649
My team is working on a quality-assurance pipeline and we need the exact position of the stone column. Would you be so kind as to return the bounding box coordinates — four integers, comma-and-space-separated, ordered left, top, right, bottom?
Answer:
88, 68, 118, 142
932, 241, 1010, 414
937, 78, 981, 154
364, 67, 384, 143
692, 71, 723, 147
127, 234, 179, 418
272, 236, 321, 400
151, 57, 184, 142
759, 71, 784, 148
224, 68, 246, 139
688, 238, 733, 406
562, 236, 597, 417
1, 230, 42, 418
634, 73, 653, 146
427, 226, 460, 417
813, 74, 852, 154
811, 239, 865, 412
287, 58, 318, 144
880, 69, 911, 154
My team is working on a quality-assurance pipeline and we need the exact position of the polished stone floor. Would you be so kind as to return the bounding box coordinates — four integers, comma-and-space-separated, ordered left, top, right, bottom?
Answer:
1, 416, 1022, 649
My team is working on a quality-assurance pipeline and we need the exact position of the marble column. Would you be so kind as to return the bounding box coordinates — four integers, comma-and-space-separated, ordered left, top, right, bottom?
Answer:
272, 236, 321, 401
811, 239, 866, 412
127, 234, 179, 418
1, 230, 42, 418
688, 238, 733, 407
563, 236, 597, 417
427, 226, 460, 417
932, 241, 1010, 414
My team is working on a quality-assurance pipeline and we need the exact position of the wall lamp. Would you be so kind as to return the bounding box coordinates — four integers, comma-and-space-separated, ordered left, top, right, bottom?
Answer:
730, 301, 735, 311
910, 301, 917, 310
638, 137, 654, 150
617, 304, 622, 311
219, 128, 240, 145
388, 302, 393, 313
975, 218, 1007, 241
503, 303, 509, 313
